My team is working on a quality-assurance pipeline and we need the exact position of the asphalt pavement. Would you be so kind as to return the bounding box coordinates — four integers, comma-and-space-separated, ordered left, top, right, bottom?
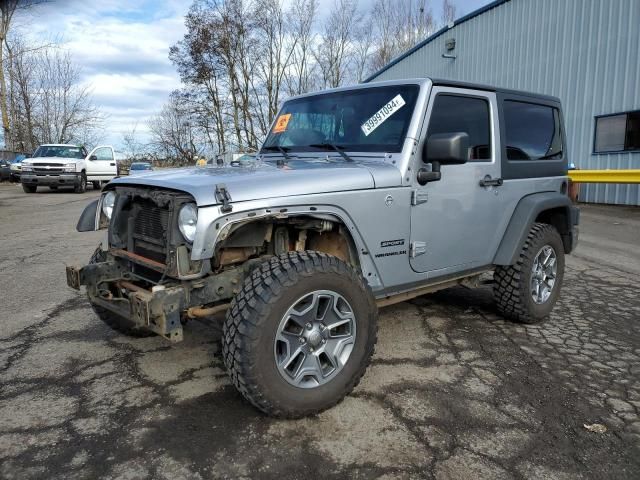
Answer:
0, 182, 639, 479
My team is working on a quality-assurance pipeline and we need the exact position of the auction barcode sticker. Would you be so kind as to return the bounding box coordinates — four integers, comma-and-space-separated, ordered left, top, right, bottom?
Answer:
361, 94, 406, 136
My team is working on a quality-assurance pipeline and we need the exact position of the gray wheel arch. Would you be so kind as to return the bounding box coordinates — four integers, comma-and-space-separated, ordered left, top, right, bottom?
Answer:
494, 192, 576, 266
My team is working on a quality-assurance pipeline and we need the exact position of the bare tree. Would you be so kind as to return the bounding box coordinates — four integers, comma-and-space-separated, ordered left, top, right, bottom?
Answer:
33, 48, 104, 145
352, 17, 374, 83
254, 0, 296, 122
148, 93, 204, 165
169, 0, 304, 155
170, 1, 229, 154
159, 0, 457, 156
122, 121, 145, 161
314, 0, 360, 88
441, 0, 456, 25
285, 0, 318, 95
369, 0, 435, 73
0, 0, 46, 148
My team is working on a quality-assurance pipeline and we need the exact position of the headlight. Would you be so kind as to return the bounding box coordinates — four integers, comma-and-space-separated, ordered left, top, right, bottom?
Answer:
63, 163, 76, 172
178, 203, 198, 242
102, 191, 116, 220
21, 164, 32, 172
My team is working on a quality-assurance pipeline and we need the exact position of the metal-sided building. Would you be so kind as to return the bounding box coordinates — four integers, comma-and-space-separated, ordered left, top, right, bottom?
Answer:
365, 0, 640, 205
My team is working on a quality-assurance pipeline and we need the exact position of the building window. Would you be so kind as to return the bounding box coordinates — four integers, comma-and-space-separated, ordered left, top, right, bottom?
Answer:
594, 111, 640, 153
427, 94, 491, 161
503, 101, 563, 160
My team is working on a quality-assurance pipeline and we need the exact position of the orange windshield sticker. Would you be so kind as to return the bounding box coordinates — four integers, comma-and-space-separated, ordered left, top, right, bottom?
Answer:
273, 113, 291, 133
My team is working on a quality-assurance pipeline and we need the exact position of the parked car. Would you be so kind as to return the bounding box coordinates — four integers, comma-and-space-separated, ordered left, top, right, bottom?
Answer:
0, 159, 10, 181
128, 162, 153, 175
20, 144, 119, 193
9, 156, 27, 181
67, 78, 579, 418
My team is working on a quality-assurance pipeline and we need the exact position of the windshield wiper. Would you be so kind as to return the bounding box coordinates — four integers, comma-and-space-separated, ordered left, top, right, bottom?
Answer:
261, 145, 291, 160
308, 143, 353, 162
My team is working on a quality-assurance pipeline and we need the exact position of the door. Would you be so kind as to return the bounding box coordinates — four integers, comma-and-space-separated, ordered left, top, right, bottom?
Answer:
86, 146, 117, 180
409, 87, 506, 276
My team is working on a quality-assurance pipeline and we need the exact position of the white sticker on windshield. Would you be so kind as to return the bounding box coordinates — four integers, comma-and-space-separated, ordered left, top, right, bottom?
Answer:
361, 94, 406, 136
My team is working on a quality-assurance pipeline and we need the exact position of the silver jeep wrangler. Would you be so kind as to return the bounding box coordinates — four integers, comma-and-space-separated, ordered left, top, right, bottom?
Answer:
67, 78, 579, 417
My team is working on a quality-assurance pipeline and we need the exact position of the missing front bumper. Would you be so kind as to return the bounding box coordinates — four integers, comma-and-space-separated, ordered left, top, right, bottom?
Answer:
66, 263, 185, 342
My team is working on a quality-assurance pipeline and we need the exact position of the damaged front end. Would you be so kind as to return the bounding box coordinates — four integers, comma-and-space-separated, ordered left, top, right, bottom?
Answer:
67, 259, 187, 341
68, 183, 359, 343
67, 186, 244, 342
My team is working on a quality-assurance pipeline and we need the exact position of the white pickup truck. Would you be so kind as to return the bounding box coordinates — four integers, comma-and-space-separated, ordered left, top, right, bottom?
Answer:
20, 144, 121, 193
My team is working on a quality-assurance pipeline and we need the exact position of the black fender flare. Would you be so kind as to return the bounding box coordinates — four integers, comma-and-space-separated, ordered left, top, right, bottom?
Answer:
77, 198, 99, 232
493, 192, 578, 265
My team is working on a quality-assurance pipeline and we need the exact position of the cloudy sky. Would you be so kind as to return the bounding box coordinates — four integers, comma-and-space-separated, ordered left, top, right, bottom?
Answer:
22, 0, 491, 148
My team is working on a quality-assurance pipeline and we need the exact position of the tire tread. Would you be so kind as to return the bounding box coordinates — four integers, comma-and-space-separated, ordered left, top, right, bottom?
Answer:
494, 222, 562, 324
222, 251, 377, 418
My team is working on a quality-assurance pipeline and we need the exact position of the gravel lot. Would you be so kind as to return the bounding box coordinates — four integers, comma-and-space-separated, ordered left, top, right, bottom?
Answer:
1, 182, 639, 479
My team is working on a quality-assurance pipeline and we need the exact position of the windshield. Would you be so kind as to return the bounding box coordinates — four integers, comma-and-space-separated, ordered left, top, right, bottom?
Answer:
130, 163, 151, 170
33, 145, 85, 159
261, 85, 420, 154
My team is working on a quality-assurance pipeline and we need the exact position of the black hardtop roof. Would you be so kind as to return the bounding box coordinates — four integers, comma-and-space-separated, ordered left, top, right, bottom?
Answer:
430, 78, 561, 104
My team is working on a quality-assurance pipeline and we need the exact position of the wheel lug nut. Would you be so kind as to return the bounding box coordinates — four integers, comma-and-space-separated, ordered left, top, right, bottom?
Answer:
299, 337, 306, 344
306, 323, 312, 330
310, 347, 314, 352
319, 324, 325, 331
322, 339, 326, 344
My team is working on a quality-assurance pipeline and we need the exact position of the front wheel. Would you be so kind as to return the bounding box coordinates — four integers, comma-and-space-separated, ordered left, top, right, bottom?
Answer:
494, 223, 565, 324
74, 172, 87, 193
222, 251, 378, 418
22, 184, 37, 193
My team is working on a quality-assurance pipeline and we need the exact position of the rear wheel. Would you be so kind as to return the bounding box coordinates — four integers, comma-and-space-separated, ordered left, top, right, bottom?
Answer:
494, 223, 565, 324
87, 247, 153, 337
49, 186, 58, 191
92, 181, 102, 190
222, 251, 378, 418
74, 172, 87, 193
22, 184, 36, 193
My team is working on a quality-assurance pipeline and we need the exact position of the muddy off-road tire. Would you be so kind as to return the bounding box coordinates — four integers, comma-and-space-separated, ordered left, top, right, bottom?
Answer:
87, 246, 153, 338
494, 223, 565, 324
222, 251, 378, 418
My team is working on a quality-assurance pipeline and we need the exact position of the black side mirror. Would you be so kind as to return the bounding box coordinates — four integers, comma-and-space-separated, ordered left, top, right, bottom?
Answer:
417, 132, 470, 185
89, 155, 98, 161
424, 132, 470, 165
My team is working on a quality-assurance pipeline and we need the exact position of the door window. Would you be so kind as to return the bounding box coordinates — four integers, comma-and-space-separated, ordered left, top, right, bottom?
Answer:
503, 101, 563, 160
92, 147, 113, 161
427, 94, 492, 161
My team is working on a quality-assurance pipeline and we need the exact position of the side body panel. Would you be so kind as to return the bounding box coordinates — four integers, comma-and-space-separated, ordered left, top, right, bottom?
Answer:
409, 87, 505, 276
407, 85, 567, 280
86, 146, 118, 181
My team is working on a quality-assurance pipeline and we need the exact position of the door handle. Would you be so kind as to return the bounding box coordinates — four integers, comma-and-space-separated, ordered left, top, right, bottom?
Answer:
110, 163, 116, 166
479, 175, 503, 187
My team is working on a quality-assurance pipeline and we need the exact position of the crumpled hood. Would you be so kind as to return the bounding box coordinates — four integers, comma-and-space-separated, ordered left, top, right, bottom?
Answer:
109, 159, 401, 206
